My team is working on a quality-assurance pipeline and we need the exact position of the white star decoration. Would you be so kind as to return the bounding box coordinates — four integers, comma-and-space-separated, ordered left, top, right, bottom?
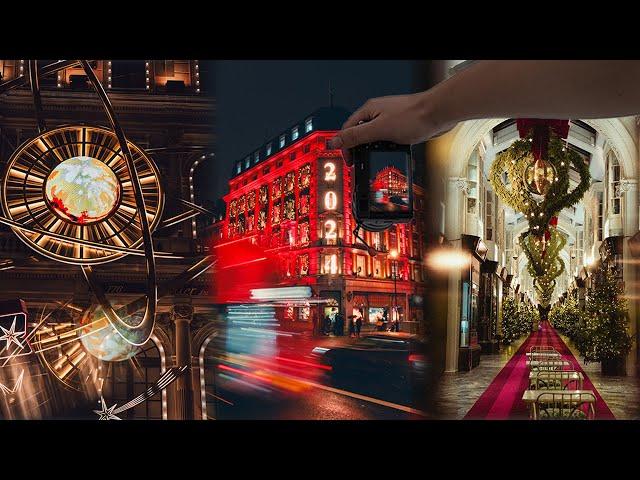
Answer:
0, 317, 25, 352
93, 397, 121, 421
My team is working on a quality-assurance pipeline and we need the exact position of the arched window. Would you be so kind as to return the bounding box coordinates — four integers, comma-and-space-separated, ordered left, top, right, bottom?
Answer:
607, 151, 621, 215
100, 338, 165, 420
466, 149, 480, 215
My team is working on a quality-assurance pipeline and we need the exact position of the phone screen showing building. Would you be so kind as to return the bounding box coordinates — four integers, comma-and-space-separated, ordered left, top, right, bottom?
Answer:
369, 151, 410, 213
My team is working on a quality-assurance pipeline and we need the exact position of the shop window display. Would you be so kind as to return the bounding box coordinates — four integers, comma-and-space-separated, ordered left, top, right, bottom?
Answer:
298, 194, 310, 217
285, 195, 296, 220
285, 171, 295, 192
298, 222, 310, 246
298, 163, 311, 189
272, 177, 282, 199
298, 254, 309, 276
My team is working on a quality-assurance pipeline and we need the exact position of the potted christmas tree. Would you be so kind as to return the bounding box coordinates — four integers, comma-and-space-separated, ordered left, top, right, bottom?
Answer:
501, 297, 520, 345
578, 267, 633, 376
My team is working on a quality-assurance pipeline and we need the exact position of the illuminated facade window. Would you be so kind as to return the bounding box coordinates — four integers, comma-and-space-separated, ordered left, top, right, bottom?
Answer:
236, 162, 242, 174
291, 126, 299, 141
299, 254, 309, 276
356, 255, 366, 276
279, 134, 286, 148
254, 151, 260, 164
244, 156, 250, 169
323, 253, 338, 275
266, 143, 272, 156
0, 60, 19, 80
305, 117, 313, 133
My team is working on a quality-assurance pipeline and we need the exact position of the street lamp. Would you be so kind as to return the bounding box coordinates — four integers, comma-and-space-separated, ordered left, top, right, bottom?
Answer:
390, 249, 398, 331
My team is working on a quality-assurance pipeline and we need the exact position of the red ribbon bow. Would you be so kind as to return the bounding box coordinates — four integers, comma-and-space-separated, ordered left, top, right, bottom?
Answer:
516, 119, 570, 161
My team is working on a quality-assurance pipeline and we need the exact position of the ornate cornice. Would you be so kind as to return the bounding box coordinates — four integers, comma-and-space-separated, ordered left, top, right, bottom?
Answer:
450, 176, 470, 194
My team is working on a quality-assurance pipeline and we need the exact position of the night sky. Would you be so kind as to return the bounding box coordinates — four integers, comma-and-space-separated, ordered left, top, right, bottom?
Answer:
207, 60, 416, 203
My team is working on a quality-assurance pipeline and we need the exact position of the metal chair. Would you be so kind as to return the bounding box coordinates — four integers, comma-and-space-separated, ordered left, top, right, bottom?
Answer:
532, 391, 596, 420
531, 370, 583, 390
529, 345, 558, 355
529, 359, 573, 372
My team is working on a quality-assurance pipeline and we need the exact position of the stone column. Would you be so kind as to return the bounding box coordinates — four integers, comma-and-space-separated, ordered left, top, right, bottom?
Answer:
444, 177, 468, 372
622, 179, 639, 375
172, 297, 194, 420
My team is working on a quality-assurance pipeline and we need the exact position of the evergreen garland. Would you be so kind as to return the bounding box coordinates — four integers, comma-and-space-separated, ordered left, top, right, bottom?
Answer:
489, 137, 591, 232
521, 229, 567, 307
489, 131, 591, 307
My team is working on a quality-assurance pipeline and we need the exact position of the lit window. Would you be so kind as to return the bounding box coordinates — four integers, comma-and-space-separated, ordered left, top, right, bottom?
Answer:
291, 126, 299, 141
305, 117, 313, 133
608, 152, 621, 215
323, 254, 338, 275
279, 135, 286, 148
254, 152, 260, 164
266, 143, 272, 156
244, 156, 250, 169
236, 162, 242, 174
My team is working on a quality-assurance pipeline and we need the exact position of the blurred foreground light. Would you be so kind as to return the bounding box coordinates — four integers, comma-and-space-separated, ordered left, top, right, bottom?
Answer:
250, 286, 312, 300
426, 248, 471, 271
584, 255, 595, 267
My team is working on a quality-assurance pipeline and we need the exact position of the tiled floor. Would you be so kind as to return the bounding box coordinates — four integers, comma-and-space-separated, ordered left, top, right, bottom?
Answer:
559, 334, 640, 420
434, 335, 640, 420
434, 338, 525, 420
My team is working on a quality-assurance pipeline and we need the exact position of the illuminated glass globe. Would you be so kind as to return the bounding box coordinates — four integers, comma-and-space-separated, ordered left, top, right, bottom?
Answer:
524, 158, 556, 196
45, 156, 120, 224
80, 307, 140, 362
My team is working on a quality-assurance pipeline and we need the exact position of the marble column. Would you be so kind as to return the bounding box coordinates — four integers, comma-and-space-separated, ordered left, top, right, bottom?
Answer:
172, 297, 194, 420
622, 179, 638, 375
444, 177, 468, 372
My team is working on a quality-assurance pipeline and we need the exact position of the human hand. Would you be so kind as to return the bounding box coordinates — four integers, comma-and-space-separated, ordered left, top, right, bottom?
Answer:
327, 90, 457, 153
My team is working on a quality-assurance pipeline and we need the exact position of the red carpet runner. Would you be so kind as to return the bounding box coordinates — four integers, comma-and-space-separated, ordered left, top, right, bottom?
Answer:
464, 321, 615, 420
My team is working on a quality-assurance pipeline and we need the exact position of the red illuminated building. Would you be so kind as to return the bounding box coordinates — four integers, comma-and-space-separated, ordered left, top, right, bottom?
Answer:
214, 107, 426, 333
373, 166, 408, 197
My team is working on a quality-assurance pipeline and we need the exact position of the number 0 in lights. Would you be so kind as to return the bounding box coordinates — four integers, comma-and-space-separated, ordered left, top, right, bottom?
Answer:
324, 191, 337, 210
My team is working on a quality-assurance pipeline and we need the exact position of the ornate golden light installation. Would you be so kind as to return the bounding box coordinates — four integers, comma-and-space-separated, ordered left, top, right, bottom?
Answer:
2, 126, 163, 265
0, 60, 214, 364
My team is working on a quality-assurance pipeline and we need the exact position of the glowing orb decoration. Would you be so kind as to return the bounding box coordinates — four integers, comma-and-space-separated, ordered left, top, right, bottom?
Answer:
1, 125, 163, 265
525, 158, 556, 196
80, 307, 140, 362
45, 156, 120, 224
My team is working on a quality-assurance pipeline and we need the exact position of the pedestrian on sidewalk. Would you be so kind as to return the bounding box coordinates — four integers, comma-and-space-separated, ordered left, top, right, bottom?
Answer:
334, 311, 344, 336
355, 316, 362, 337
323, 313, 331, 336
348, 315, 356, 337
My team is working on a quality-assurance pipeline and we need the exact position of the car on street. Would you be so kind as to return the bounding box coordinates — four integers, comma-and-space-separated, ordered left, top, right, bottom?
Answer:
311, 332, 428, 395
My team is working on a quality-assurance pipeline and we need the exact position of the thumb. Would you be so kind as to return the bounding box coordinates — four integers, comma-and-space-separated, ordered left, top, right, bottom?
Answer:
329, 122, 380, 150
